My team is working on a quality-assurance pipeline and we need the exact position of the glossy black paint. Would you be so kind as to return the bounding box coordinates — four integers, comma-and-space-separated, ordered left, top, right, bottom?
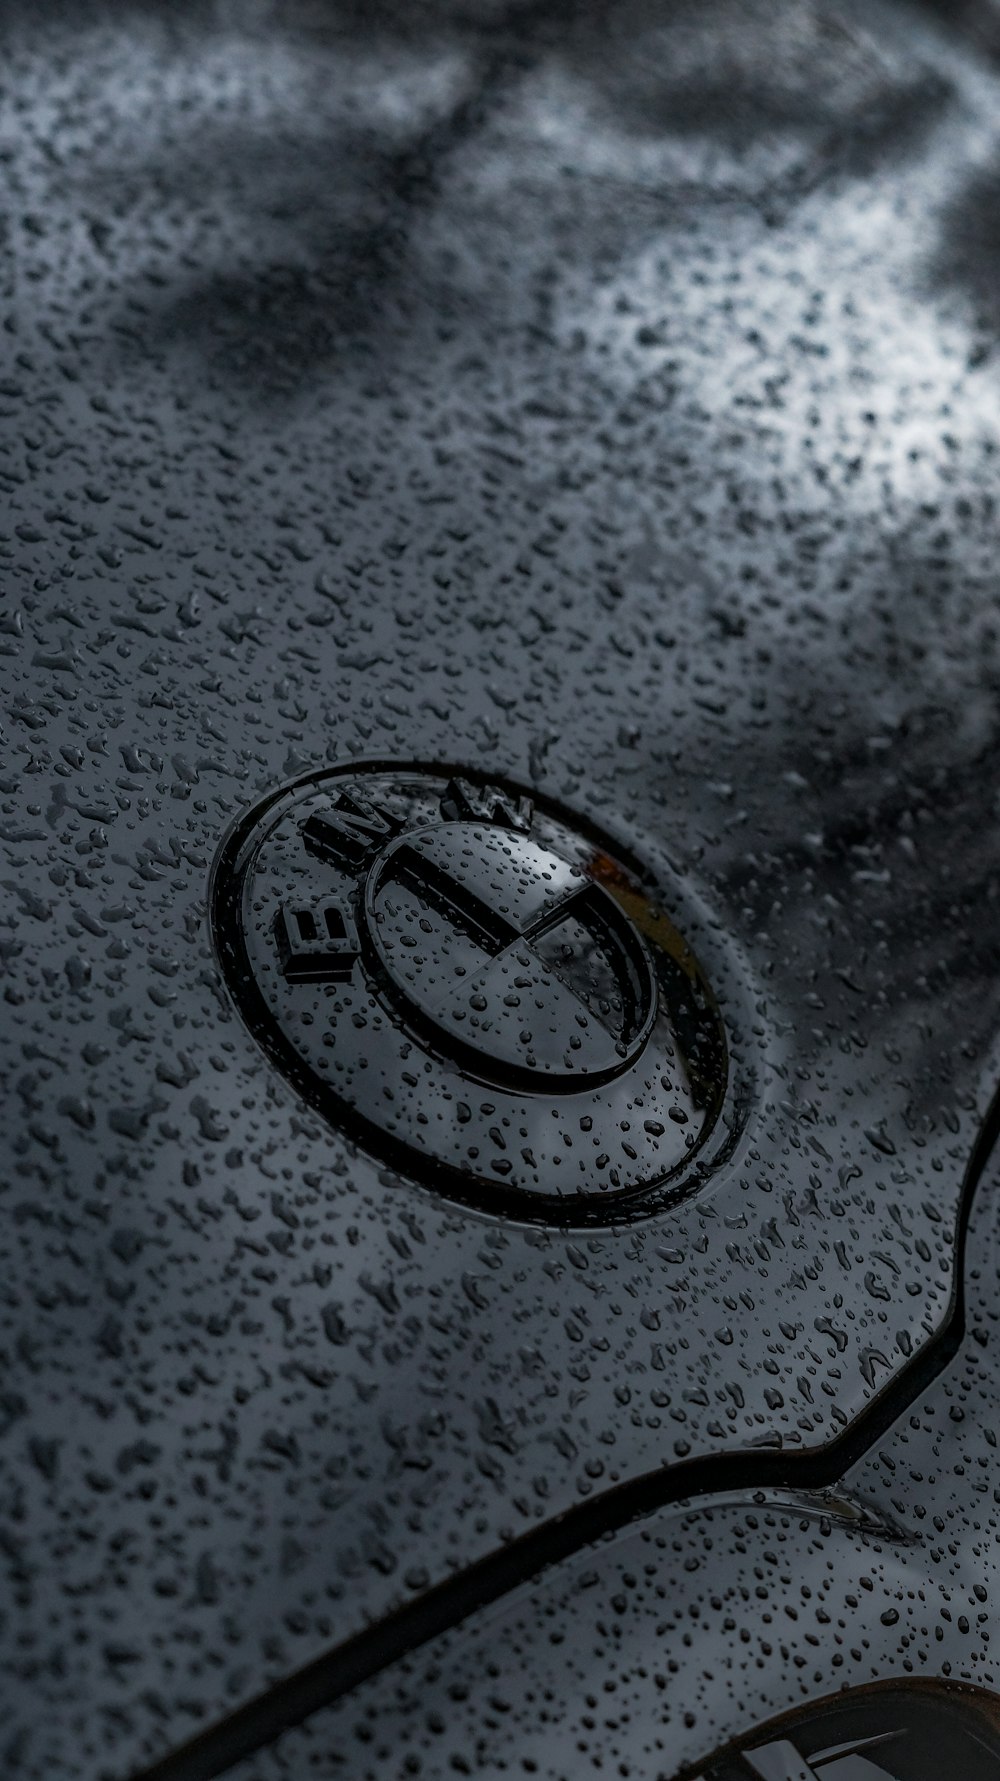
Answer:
212, 1143, 1000, 1779
698, 1688, 1000, 1780
3, 1, 1000, 1778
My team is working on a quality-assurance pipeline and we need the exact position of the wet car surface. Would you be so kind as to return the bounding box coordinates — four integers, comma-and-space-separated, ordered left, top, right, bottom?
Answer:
4, 2, 1000, 1778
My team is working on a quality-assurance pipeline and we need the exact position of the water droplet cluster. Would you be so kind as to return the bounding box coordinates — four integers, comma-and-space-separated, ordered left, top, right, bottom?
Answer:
2, 0, 1000, 1773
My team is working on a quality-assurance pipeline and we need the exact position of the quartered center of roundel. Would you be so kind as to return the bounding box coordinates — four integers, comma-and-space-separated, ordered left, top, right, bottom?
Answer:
364, 822, 658, 1085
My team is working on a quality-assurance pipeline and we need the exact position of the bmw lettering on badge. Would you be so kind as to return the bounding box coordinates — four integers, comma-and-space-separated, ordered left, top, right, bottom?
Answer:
211, 764, 731, 1221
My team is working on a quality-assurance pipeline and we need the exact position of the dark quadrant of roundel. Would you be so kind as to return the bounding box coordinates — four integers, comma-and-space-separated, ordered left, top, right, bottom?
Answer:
212, 766, 730, 1221
365, 824, 657, 1088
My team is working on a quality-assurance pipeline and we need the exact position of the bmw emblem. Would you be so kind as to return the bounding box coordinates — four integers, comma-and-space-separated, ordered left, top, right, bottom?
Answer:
211, 764, 730, 1222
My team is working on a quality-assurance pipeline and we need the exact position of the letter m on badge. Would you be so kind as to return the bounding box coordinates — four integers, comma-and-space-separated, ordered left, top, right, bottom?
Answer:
302, 790, 401, 867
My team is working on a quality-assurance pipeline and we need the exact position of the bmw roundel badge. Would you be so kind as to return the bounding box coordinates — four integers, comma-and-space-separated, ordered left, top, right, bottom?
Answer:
211, 764, 730, 1222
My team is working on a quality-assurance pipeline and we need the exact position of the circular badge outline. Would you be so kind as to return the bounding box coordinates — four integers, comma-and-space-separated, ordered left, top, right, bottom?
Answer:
210, 758, 754, 1228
